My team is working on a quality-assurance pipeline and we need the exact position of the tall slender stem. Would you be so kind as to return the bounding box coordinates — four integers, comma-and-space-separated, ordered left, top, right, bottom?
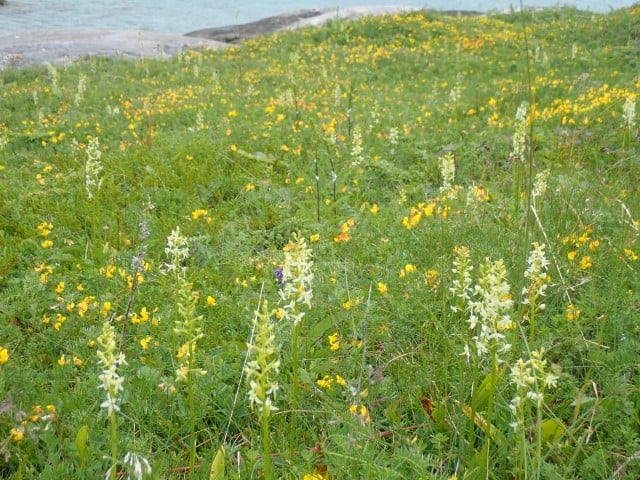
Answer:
188, 343, 196, 480
109, 412, 118, 480
289, 322, 301, 465
262, 407, 272, 480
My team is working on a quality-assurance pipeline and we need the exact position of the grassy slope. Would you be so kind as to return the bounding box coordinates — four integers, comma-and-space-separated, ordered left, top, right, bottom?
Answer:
0, 5, 639, 479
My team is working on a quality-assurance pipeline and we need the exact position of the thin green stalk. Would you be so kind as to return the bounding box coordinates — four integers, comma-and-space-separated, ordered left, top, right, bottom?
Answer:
262, 407, 273, 480
109, 411, 118, 480
534, 401, 543, 480
289, 322, 301, 465
519, 0, 536, 250
188, 343, 196, 480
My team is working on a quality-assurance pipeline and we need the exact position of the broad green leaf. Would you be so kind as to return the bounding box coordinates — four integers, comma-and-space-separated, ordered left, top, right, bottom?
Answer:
541, 418, 566, 445
209, 444, 225, 480
75, 424, 89, 468
471, 368, 504, 412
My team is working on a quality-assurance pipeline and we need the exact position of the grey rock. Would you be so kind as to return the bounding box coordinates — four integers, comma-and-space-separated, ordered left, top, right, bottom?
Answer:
186, 6, 421, 43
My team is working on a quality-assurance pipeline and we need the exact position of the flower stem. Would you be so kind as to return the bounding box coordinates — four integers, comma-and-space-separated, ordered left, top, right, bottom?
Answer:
109, 411, 118, 480
188, 344, 196, 480
262, 407, 272, 480
289, 321, 301, 465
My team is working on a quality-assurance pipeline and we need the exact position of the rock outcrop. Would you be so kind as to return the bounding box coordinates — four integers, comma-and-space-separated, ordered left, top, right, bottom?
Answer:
186, 6, 421, 43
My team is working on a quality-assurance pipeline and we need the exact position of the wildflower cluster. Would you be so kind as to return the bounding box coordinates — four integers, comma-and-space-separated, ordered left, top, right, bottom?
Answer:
622, 95, 636, 130
163, 226, 189, 277
509, 348, 558, 431
439, 152, 457, 198
85, 136, 103, 199
334, 219, 354, 242
96, 321, 127, 415
511, 102, 529, 163
450, 245, 473, 312
0, 125, 7, 153
278, 233, 314, 326
172, 278, 206, 384
467, 258, 514, 360
522, 242, 550, 312
8, 405, 57, 444
350, 126, 364, 165
245, 301, 280, 413
532, 169, 551, 200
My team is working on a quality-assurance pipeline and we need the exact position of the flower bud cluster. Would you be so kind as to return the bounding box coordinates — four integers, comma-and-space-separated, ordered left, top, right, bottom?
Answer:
278, 233, 314, 326
96, 321, 127, 416
245, 301, 280, 413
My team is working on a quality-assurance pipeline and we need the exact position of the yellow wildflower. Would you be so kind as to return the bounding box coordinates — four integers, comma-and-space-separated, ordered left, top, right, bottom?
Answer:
0, 348, 9, 364
328, 332, 340, 351
579, 255, 593, 270
140, 336, 152, 351
566, 304, 581, 321
10, 427, 24, 442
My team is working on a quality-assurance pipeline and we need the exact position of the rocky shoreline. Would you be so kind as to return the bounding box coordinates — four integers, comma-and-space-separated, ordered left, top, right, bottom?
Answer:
185, 6, 425, 44
0, 6, 479, 70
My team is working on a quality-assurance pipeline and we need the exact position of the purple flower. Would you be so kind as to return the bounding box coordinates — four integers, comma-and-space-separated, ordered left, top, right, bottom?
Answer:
275, 267, 284, 287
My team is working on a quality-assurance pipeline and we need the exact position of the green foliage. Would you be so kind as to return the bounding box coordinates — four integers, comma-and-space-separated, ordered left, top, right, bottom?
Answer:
0, 4, 639, 479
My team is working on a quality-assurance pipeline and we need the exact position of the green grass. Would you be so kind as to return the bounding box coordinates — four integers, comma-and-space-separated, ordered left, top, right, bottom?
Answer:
0, 4, 639, 479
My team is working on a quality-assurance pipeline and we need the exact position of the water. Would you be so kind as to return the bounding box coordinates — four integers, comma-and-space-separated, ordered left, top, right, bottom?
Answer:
0, 0, 635, 36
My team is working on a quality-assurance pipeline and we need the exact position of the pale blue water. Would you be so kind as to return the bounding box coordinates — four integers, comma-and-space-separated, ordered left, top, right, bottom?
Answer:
0, 0, 635, 35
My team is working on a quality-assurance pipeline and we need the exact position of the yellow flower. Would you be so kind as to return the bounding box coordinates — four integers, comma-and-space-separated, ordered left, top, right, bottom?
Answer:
10, 427, 24, 442
0, 347, 9, 364
328, 332, 340, 351
567, 251, 577, 261
316, 375, 333, 389
140, 336, 152, 351
310, 233, 320, 243
36, 221, 53, 237
566, 304, 581, 321
57, 354, 68, 366
100, 301, 111, 318
303, 474, 327, 480
40, 240, 53, 249
55, 282, 65, 294
370, 203, 380, 214
335, 375, 346, 386
424, 269, 439, 287
206, 295, 217, 306
377, 282, 388, 295
624, 248, 638, 261
176, 343, 187, 360
579, 255, 593, 270
191, 208, 209, 220
349, 404, 371, 424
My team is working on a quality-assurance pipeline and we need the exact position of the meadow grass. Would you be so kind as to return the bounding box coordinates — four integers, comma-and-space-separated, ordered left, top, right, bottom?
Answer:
0, 5, 639, 479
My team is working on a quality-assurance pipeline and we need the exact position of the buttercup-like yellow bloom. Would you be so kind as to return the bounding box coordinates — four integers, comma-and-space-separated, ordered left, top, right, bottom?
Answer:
10, 427, 24, 442
579, 255, 593, 270
0, 347, 9, 364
